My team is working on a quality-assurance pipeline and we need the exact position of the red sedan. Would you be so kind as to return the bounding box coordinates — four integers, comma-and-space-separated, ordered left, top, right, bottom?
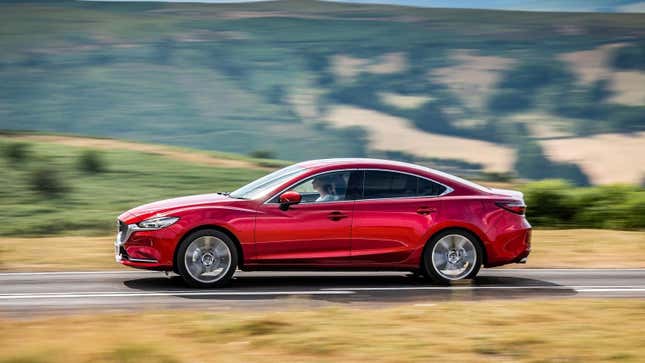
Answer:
116, 158, 531, 287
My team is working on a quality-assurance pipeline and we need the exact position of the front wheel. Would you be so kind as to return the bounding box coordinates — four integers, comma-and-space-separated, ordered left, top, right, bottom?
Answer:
176, 229, 238, 288
422, 230, 482, 284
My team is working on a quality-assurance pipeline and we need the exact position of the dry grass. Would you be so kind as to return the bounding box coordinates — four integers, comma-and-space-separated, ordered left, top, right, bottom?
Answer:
0, 236, 123, 271
1, 299, 644, 362
559, 43, 645, 106
431, 49, 514, 110
378, 92, 432, 109
330, 52, 407, 81
540, 131, 645, 185
514, 229, 645, 269
325, 105, 514, 172
1, 230, 644, 272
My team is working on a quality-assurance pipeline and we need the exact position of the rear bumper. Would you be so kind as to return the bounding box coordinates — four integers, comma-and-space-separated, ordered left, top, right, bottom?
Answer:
484, 223, 531, 268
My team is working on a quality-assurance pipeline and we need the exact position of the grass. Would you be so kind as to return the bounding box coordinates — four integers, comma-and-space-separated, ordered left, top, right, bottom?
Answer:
1, 299, 644, 362
1, 229, 643, 271
0, 137, 268, 237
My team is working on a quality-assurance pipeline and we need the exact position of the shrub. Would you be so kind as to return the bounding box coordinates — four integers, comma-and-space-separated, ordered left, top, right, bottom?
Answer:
522, 180, 577, 226
29, 167, 69, 196
4, 142, 30, 164
522, 181, 645, 229
611, 43, 645, 71
249, 150, 276, 159
78, 150, 106, 173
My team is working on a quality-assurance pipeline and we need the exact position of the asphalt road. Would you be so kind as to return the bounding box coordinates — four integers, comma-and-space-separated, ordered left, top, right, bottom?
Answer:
1, 269, 645, 315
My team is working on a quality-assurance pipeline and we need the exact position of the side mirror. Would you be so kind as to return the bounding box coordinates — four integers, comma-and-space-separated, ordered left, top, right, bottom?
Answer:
279, 191, 301, 210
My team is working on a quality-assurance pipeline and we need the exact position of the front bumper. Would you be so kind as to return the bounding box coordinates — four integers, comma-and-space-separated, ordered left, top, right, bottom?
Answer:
115, 220, 178, 270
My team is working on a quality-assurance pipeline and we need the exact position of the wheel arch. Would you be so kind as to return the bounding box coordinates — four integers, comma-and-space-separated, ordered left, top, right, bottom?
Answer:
173, 224, 245, 273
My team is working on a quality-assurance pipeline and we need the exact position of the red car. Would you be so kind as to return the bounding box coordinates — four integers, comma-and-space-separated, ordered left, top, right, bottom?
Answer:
116, 158, 531, 287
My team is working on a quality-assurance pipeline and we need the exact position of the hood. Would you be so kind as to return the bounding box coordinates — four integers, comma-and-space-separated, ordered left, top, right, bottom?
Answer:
119, 193, 230, 221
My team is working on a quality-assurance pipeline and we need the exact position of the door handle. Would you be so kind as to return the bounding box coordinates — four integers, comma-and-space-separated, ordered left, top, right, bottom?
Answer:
416, 207, 436, 215
328, 211, 348, 221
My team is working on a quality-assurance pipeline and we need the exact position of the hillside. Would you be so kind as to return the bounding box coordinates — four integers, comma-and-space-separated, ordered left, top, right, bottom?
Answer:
0, 134, 268, 236
1, 0, 645, 184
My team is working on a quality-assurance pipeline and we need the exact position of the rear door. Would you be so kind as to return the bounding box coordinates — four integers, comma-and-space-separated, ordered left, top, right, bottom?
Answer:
350, 170, 447, 265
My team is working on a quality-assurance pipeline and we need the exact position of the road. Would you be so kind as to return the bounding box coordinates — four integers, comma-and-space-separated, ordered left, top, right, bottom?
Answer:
1, 269, 645, 315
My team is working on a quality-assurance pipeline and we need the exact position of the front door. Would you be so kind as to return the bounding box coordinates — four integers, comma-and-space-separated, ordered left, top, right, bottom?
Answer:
253, 170, 359, 266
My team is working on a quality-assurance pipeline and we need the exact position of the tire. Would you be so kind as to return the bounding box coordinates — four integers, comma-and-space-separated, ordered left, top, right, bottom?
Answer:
422, 229, 483, 284
176, 229, 238, 288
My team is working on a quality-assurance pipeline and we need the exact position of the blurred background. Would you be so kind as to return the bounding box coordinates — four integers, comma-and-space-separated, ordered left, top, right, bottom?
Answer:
1, 0, 645, 238
1, 2, 645, 362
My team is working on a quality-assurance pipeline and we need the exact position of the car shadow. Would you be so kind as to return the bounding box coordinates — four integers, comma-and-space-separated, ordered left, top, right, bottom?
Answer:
122, 272, 577, 304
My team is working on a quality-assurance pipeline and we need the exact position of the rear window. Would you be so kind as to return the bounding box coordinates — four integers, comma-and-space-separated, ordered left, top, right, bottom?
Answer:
362, 171, 447, 199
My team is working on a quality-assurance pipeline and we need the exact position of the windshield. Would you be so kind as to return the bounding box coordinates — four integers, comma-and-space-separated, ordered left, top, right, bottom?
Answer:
229, 165, 307, 200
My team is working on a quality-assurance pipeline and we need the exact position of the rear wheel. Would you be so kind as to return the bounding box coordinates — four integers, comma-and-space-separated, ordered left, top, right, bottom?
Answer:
422, 230, 482, 284
176, 229, 238, 288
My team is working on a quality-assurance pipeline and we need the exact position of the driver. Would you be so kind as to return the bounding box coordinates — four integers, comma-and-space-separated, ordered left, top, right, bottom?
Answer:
312, 176, 336, 202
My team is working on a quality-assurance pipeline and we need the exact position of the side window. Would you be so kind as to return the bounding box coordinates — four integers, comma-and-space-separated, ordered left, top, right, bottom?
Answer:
362, 170, 447, 199
363, 171, 417, 199
418, 177, 447, 196
286, 171, 352, 203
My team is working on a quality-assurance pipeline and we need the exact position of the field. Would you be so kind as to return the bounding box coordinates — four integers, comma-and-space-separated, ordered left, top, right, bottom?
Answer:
0, 134, 268, 236
2, 229, 644, 272
1, 299, 644, 363
1, 1, 644, 184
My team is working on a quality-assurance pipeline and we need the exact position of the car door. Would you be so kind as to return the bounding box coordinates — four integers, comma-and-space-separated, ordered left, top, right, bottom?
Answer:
253, 170, 360, 266
350, 170, 447, 265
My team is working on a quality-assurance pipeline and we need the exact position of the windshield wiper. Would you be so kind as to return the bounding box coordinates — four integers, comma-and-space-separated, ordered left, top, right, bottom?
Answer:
216, 191, 230, 196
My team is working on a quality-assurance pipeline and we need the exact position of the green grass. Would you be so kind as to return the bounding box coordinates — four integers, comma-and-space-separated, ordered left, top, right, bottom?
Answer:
0, 138, 267, 236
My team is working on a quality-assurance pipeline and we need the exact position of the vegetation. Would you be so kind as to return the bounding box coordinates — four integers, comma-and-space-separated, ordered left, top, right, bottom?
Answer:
2, 300, 645, 362
0, 1, 644, 182
3, 142, 29, 165
0, 138, 266, 236
78, 150, 106, 174
522, 180, 645, 229
611, 42, 645, 71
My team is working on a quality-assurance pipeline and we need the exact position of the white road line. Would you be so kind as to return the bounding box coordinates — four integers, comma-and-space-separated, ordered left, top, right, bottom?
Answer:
322, 285, 645, 291
0, 290, 354, 300
3, 285, 645, 300
576, 288, 645, 292
0, 271, 157, 276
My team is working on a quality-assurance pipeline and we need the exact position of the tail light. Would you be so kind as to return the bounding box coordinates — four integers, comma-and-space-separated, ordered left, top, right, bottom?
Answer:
496, 201, 526, 215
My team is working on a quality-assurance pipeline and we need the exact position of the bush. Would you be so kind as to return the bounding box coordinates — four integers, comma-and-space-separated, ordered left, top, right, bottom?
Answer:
4, 142, 30, 164
78, 150, 106, 173
522, 180, 577, 226
29, 167, 69, 197
248, 150, 276, 159
611, 43, 645, 71
522, 181, 645, 229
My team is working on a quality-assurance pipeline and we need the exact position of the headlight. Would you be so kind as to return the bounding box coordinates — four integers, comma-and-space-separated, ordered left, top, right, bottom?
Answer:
137, 216, 179, 229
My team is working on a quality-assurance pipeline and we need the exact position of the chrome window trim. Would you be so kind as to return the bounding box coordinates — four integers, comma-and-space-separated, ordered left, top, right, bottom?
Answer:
263, 167, 454, 205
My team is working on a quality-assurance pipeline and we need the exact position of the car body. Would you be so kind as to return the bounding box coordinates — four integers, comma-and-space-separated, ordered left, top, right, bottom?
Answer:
116, 158, 531, 287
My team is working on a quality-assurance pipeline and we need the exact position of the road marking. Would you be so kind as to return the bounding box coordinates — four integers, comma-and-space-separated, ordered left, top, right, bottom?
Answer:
0, 271, 156, 276
322, 285, 645, 291
3, 285, 645, 300
0, 290, 354, 300
576, 288, 645, 292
